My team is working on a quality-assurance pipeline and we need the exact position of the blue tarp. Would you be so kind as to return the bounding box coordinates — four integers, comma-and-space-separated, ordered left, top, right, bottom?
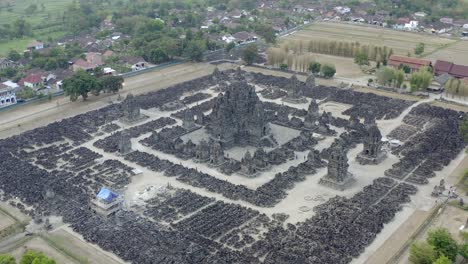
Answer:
97, 188, 118, 203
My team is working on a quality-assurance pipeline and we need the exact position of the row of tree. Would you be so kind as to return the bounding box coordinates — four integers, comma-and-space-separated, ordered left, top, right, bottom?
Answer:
445, 78, 468, 99
280, 39, 394, 64
376, 66, 433, 91
62, 70, 124, 101
267, 47, 317, 72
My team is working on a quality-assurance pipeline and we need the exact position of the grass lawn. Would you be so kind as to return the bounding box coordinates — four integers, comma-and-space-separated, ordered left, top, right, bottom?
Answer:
0, 38, 34, 56
0, 0, 74, 26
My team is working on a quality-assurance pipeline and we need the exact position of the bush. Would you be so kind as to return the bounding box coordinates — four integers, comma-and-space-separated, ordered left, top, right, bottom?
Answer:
309, 62, 321, 74
320, 64, 336, 78
279, 63, 288, 70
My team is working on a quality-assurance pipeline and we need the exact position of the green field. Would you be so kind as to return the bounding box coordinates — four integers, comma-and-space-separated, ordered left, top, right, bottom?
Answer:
0, 0, 74, 25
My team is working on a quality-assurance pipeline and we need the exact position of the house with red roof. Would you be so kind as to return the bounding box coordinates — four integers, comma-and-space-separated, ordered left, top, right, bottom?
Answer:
388, 55, 432, 73
434, 60, 468, 79
19, 74, 44, 89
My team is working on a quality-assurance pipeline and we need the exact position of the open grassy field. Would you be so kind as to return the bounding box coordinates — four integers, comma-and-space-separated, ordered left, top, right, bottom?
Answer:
0, 38, 34, 56
284, 22, 456, 56
0, 0, 73, 26
9, 237, 78, 264
424, 40, 468, 65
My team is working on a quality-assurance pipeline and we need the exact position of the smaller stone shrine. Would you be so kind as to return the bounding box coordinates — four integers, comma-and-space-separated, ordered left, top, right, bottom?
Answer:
306, 73, 316, 89
194, 140, 211, 163
319, 142, 355, 190
120, 93, 146, 124
240, 151, 259, 177
304, 99, 320, 130
117, 131, 132, 155
182, 109, 200, 131
282, 74, 307, 104
209, 140, 226, 167
356, 120, 386, 165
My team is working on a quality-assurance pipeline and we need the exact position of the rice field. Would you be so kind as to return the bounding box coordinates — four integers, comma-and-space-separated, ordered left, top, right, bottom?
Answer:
283, 22, 457, 56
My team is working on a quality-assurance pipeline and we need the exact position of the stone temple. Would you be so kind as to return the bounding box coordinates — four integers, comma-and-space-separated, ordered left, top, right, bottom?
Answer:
356, 120, 386, 165
319, 142, 355, 190
282, 74, 307, 104
120, 93, 146, 124
304, 99, 320, 130
208, 81, 274, 147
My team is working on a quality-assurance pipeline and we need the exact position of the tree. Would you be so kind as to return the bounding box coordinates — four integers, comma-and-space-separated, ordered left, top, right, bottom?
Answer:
7, 50, 21, 62
394, 69, 405, 88
409, 241, 436, 264
427, 228, 459, 261
226, 42, 235, 52
184, 41, 205, 62
279, 63, 288, 70
376, 67, 395, 86
20, 250, 56, 264
62, 70, 101, 101
100, 75, 124, 93
148, 48, 169, 64
309, 62, 321, 74
354, 52, 369, 66
415, 43, 425, 55
320, 64, 336, 78
0, 254, 16, 264
243, 44, 258, 65
410, 67, 433, 92
433, 255, 451, 264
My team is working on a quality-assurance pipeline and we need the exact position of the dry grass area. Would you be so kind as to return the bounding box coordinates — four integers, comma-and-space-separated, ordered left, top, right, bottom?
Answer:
284, 22, 456, 56
354, 87, 422, 101
9, 237, 78, 264
424, 40, 468, 65
0, 211, 15, 232
299, 53, 366, 78
46, 228, 125, 264
431, 100, 468, 112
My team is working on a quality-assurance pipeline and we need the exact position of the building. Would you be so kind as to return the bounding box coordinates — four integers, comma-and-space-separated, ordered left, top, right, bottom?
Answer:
72, 52, 104, 72
19, 74, 44, 89
0, 58, 15, 69
121, 56, 148, 71
27, 40, 44, 51
91, 188, 122, 217
388, 55, 432, 72
434, 60, 468, 79
0, 83, 17, 108
232, 31, 257, 44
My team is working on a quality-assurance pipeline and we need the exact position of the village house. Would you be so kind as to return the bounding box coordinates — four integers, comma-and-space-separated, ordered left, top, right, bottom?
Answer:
232, 31, 257, 44
0, 58, 15, 69
72, 52, 104, 72
26, 40, 44, 51
0, 83, 17, 108
19, 74, 44, 89
428, 73, 451, 92
2, 81, 19, 90
434, 60, 468, 79
121, 56, 148, 71
388, 55, 432, 72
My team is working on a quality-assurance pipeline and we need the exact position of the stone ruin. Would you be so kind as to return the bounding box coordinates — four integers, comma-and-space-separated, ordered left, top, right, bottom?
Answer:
240, 151, 258, 177
356, 120, 387, 165
208, 81, 274, 147
304, 99, 320, 130
120, 93, 146, 124
282, 74, 307, 104
182, 109, 200, 131
319, 142, 355, 190
117, 131, 132, 155
209, 140, 226, 167
306, 73, 316, 90
194, 139, 211, 162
